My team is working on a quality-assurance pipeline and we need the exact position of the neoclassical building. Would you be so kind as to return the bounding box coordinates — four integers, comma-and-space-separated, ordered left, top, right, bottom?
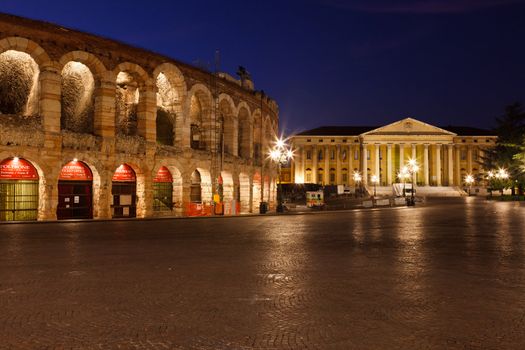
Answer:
286, 118, 497, 192
0, 13, 278, 221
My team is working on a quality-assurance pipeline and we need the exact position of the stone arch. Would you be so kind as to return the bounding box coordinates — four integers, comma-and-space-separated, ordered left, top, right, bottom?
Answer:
218, 94, 236, 155
237, 104, 252, 159
151, 163, 183, 215
0, 40, 44, 115
252, 108, 263, 163
113, 62, 150, 136
154, 63, 187, 146
185, 84, 213, 150
60, 61, 95, 133
58, 51, 107, 80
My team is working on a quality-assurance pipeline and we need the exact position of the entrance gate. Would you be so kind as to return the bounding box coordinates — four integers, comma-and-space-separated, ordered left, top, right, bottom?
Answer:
0, 158, 39, 221
57, 161, 93, 220
112, 164, 136, 218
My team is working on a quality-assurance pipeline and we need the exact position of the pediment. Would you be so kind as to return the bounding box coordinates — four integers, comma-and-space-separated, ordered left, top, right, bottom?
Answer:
362, 118, 456, 136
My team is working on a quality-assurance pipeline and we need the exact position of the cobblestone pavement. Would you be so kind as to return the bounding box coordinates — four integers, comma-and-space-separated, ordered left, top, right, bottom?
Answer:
1, 198, 525, 349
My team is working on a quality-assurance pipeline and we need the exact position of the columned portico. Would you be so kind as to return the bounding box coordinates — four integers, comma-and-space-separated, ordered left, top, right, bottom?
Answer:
286, 118, 497, 191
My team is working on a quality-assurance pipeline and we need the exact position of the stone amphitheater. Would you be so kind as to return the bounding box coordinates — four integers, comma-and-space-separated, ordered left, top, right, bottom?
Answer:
0, 13, 279, 221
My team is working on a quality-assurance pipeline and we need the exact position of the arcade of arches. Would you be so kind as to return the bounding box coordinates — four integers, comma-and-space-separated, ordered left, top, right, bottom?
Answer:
0, 14, 278, 221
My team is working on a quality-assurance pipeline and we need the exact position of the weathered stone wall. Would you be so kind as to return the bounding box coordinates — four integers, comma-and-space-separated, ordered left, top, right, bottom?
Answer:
0, 14, 278, 220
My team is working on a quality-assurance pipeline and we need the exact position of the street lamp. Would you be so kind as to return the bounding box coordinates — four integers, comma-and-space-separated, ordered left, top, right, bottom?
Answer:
269, 138, 294, 213
353, 171, 362, 197
397, 166, 410, 197
464, 174, 474, 196
371, 174, 379, 197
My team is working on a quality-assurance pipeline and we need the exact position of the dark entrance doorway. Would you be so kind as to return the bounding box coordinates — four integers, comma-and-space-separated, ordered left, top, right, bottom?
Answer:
0, 158, 39, 221
153, 166, 173, 212
112, 164, 136, 218
57, 160, 93, 220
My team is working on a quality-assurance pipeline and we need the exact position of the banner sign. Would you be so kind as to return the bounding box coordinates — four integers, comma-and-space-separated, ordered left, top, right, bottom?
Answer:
0, 158, 39, 180
154, 166, 173, 183
112, 164, 136, 182
59, 161, 93, 181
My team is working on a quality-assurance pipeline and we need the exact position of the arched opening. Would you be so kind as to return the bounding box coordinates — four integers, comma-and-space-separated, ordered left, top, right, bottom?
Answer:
115, 71, 139, 136
156, 72, 179, 146
112, 164, 137, 218
218, 98, 235, 155
190, 170, 202, 203
238, 107, 251, 159
61, 62, 95, 133
0, 157, 39, 221
57, 160, 93, 220
239, 172, 251, 213
0, 50, 39, 116
253, 110, 262, 164
189, 95, 203, 150
156, 109, 174, 145
153, 166, 173, 212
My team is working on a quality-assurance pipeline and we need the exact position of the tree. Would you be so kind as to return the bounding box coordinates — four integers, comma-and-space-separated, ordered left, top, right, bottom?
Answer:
482, 103, 525, 195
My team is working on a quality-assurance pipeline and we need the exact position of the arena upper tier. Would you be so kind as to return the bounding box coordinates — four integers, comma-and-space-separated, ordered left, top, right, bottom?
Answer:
0, 13, 279, 221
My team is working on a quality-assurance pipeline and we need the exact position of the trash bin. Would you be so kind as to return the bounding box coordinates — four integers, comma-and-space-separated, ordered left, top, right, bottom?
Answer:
259, 201, 268, 214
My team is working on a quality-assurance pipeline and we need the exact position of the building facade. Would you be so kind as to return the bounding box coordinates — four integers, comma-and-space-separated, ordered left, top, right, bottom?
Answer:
0, 14, 278, 221
286, 118, 497, 190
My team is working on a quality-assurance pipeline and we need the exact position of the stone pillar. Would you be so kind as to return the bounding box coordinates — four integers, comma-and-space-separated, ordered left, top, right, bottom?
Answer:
324, 146, 330, 184
39, 64, 62, 135
411, 144, 417, 161
436, 144, 442, 186
361, 143, 368, 185
448, 144, 454, 186
312, 145, 318, 184
374, 144, 380, 182
336, 145, 341, 184
137, 79, 157, 143
399, 144, 405, 168
467, 145, 473, 173
423, 144, 429, 186
94, 168, 112, 219
455, 145, 461, 186
94, 77, 116, 138
387, 144, 392, 185
348, 146, 353, 173
299, 147, 306, 183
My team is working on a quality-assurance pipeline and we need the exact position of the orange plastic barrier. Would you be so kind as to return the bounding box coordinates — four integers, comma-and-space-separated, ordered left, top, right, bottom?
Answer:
185, 203, 213, 217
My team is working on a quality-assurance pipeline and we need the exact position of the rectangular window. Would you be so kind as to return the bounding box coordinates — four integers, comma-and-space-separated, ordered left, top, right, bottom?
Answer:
342, 150, 347, 160
330, 173, 335, 182
330, 150, 335, 160
342, 174, 348, 182
354, 149, 359, 160
318, 151, 323, 160
306, 151, 312, 160
306, 173, 312, 182
461, 150, 467, 160
473, 149, 478, 161
367, 150, 370, 160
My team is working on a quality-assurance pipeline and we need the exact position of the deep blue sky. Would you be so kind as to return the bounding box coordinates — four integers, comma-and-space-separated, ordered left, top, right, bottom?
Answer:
2, 0, 525, 134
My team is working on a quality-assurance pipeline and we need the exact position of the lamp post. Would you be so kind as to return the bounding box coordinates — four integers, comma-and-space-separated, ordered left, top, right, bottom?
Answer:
406, 159, 419, 206
353, 171, 362, 197
495, 167, 509, 196
464, 174, 474, 196
269, 138, 294, 213
371, 174, 378, 197
397, 166, 410, 197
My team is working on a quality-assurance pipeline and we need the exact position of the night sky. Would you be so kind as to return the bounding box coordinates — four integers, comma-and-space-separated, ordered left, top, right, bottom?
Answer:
2, 0, 525, 135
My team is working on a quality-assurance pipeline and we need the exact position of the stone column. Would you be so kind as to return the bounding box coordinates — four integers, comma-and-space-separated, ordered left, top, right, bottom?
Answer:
448, 144, 454, 186
374, 144, 380, 182
467, 145, 473, 173
137, 79, 157, 143
324, 146, 330, 184
94, 77, 116, 138
399, 144, 405, 168
300, 147, 306, 183
436, 144, 442, 186
348, 146, 353, 173
423, 144, 429, 186
312, 145, 318, 184
455, 145, 461, 186
39, 64, 62, 135
336, 145, 341, 184
411, 144, 417, 161
361, 143, 368, 185
387, 144, 392, 185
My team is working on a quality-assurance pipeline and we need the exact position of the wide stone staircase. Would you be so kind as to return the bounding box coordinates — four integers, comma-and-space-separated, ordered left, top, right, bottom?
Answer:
371, 185, 466, 197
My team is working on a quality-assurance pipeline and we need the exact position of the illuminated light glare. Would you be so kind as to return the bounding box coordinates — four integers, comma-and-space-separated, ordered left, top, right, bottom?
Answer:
276, 138, 285, 149
13, 157, 19, 162
371, 174, 379, 184
73, 158, 78, 163
353, 171, 362, 182
465, 174, 474, 184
